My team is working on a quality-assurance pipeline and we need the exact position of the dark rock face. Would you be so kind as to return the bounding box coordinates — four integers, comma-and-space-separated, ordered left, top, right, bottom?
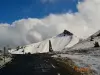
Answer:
94, 41, 100, 47
90, 36, 94, 41
97, 33, 100, 36
57, 30, 73, 37
63, 30, 73, 36
49, 40, 53, 52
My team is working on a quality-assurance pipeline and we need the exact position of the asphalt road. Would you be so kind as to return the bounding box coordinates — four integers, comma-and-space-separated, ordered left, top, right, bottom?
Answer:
0, 54, 69, 75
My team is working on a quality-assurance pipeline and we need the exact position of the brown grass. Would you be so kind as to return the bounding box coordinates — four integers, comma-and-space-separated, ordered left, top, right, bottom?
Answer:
53, 57, 93, 75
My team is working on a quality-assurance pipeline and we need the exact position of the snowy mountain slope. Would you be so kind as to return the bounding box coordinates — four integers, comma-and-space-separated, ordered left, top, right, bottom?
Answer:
65, 35, 79, 48
9, 30, 79, 54
69, 30, 100, 50
87, 30, 100, 40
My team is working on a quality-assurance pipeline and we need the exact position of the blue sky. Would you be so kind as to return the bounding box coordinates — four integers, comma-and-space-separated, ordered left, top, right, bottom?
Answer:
0, 0, 78, 24
0, 0, 99, 46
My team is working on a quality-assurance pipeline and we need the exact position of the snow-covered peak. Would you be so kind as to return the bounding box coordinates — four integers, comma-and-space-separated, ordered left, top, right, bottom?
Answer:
9, 30, 79, 54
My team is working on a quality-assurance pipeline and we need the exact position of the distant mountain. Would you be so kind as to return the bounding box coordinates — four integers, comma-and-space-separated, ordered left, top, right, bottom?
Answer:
70, 30, 100, 50
9, 30, 79, 54
87, 30, 100, 40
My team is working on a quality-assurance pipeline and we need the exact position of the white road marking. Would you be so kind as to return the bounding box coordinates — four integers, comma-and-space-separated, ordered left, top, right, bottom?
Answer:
51, 64, 56, 68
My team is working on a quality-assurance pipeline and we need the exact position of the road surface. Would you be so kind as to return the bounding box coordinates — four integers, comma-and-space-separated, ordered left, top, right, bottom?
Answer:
0, 54, 69, 75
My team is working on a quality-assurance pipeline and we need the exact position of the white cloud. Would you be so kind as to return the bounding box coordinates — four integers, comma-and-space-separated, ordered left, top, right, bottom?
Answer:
0, 0, 100, 47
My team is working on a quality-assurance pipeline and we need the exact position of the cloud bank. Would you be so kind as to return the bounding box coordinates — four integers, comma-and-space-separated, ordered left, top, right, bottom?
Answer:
0, 0, 100, 47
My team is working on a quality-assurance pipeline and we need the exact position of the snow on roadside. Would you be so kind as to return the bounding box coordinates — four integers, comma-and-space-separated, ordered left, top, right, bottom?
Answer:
53, 54, 100, 75
0, 57, 12, 68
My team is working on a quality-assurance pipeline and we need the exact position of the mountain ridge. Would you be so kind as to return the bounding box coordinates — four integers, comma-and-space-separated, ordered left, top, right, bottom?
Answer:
69, 30, 100, 50
9, 30, 79, 54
